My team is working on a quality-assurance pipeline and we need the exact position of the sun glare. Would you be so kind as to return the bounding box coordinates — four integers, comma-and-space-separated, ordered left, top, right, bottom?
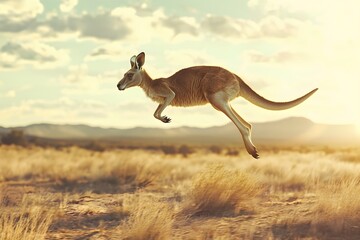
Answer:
356, 122, 360, 135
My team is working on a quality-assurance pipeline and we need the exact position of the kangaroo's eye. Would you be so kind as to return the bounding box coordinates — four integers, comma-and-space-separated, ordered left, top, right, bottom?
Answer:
127, 74, 134, 79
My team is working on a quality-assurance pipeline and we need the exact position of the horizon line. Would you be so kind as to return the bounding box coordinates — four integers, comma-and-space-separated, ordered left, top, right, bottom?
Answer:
0, 116, 357, 130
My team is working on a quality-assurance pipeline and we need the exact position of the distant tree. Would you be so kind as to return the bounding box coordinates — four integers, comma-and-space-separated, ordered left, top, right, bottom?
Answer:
178, 144, 194, 157
160, 145, 177, 155
226, 148, 239, 156
208, 145, 222, 154
1, 129, 28, 146
144, 145, 160, 151
83, 141, 106, 152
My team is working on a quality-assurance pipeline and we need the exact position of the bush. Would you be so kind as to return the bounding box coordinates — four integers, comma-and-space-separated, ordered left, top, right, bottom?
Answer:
226, 148, 239, 156
184, 164, 261, 216
178, 145, 194, 157
160, 145, 177, 155
1, 130, 28, 146
208, 145, 222, 154
82, 141, 106, 152
121, 198, 174, 240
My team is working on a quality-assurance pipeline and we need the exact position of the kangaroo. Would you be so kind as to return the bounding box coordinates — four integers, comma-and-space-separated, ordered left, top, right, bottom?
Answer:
117, 52, 318, 159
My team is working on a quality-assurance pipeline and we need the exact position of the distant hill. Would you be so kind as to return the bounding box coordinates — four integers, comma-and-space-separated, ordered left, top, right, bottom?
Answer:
250, 117, 358, 144
0, 126, 9, 135
0, 117, 359, 146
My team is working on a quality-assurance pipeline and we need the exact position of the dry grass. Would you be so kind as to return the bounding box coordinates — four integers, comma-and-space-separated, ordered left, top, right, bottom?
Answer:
0, 193, 55, 240
0, 146, 178, 192
183, 164, 261, 216
0, 145, 360, 239
313, 177, 360, 234
238, 151, 360, 192
119, 197, 174, 240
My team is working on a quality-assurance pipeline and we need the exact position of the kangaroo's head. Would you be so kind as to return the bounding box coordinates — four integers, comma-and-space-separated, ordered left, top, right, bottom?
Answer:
117, 52, 145, 91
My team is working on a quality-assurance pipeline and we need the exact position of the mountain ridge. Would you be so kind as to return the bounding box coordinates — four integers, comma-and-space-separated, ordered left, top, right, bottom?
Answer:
0, 117, 358, 145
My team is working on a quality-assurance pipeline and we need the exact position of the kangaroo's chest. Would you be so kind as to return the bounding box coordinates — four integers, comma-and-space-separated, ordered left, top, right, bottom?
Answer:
146, 90, 165, 104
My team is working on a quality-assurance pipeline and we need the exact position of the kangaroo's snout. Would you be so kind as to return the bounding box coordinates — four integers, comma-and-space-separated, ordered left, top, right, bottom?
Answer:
117, 83, 125, 91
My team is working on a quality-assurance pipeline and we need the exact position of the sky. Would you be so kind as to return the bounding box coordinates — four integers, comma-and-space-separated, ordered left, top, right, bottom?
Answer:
0, 0, 359, 129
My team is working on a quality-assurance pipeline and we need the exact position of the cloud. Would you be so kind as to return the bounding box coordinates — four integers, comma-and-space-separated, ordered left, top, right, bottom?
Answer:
110, 7, 198, 42
59, 64, 104, 94
160, 16, 199, 37
85, 43, 133, 61
58, 64, 126, 95
260, 16, 301, 38
247, 0, 259, 8
78, 12, 131, 40
244, 1, 360, 70
0, 41, 69, 70
247, 0, 344, 15
0, 0, 43, 22
0, 98, 112, 126
2, 6, 180, 43
0, 96, 155, 128
37, 11, 131, 41
248, 0, 360, 42
60, 64, 94, 84
0, 17, 37, 33
201, 15, 259, 39
28, 98, 107, 111
245, 50, 305, 63
164, 49, 225, 69
0, 3, 313, 44
0, 10, 131, 41
201, 15, 307, 40
60, 0, 78, 13
4, 90, 16, 98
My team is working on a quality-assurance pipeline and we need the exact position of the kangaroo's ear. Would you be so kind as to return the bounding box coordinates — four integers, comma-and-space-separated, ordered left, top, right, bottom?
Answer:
130, 55, 136, 68
135, 52, 145, 69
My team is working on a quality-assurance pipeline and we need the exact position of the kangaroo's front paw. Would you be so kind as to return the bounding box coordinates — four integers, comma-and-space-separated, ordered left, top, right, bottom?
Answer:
161, 116, 171, 123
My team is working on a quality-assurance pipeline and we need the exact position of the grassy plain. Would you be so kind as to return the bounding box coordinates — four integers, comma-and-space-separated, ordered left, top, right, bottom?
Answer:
0, 145, 359, 239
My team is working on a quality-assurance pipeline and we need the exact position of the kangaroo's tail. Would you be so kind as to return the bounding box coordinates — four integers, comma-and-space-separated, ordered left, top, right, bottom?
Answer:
240, 82, 318, 110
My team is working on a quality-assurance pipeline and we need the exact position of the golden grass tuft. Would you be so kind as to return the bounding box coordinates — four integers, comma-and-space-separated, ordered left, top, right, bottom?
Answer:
120, 197, 174, 240
0, 193, 54, 240
313, 177, 360, 234
184, 164, 261, 215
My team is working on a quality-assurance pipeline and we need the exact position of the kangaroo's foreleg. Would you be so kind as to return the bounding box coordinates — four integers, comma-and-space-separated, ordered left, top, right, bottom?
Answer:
207, 92, 259, 159
153, 88, 175, 123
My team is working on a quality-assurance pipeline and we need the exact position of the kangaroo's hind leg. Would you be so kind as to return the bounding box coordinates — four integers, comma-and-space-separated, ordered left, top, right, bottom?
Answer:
207, 92, 259, 159
230, 106, 252, 130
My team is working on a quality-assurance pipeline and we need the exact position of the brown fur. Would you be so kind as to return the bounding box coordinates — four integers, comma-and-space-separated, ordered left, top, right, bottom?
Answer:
117, 52, 318, 158
140, 66, 240, 107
